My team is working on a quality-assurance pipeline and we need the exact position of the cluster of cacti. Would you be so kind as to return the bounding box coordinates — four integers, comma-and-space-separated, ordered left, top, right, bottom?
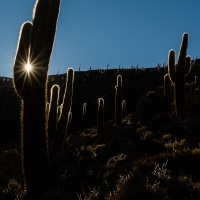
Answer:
13, 0, 61, 197
167, 32, 191, 117
10, 0, 199, 197
51, 67, 74, 156
115, 75, 123, 125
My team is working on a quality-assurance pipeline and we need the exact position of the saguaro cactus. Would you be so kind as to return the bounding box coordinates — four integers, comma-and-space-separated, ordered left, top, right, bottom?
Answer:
51, 67, 74, 156
13, 0, 61, 197
48, 84, 60, 151
164, 74, 172, 104
115, 75, 123, 125
168, 32, 191, 117
97, 98, 104, 132
122, 99, 126, 118
82, 102, 87, 129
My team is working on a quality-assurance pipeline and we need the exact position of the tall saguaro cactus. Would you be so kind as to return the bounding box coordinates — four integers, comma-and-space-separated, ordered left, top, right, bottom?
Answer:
115, 75, 123, 125
168, 32, 191, 117
13, 0, 61, 197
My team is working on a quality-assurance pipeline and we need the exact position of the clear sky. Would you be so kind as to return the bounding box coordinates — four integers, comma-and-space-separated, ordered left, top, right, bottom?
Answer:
0, 0, 200, 77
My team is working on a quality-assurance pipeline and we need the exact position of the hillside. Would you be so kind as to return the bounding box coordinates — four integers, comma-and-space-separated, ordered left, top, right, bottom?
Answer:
0, 63, 200, 199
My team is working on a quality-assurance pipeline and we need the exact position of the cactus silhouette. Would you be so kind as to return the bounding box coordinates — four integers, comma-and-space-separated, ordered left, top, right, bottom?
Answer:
82, 102, 87, 129
115, 75, 123, 125
122, 99, 126, 118
195, 76, 198, 83
168, 32, 191, 117
51, 67, 74, 156
13, 0, 61, 197
48, 84, 60, 151
164, 74, 172, 104
97, 98, 104, 133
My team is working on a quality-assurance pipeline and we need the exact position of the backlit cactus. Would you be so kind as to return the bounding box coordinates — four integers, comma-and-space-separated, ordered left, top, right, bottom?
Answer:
13, 0, 61, 197
48, 84, 60, 151
51, 67, 74, 156
115, 75, 123, 125
122, 99, 126, 118
164, 73, 172, 104
97, 98, 104, 132
82, 102, 87, 129
168, 32, 191, 117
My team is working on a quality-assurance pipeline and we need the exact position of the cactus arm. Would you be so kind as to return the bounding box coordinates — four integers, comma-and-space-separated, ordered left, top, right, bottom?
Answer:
48, 84, 60, 151
178, 32, 188, 68
164, 74, 171, 96
30, 0, 61, 82
13, 22, 32, 96
30, 0, 51, 73
46, 0, 61, 59
59, 68, 74, 119
168, 49, 176, 83
184, 56, 191, 76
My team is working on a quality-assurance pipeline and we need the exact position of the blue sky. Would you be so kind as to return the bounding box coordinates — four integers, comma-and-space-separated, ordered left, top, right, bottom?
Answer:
0, 0, 200, 77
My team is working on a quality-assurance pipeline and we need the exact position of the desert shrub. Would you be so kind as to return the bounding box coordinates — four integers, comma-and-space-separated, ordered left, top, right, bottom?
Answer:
77, 145, 97, 162
141, 131, 154, 140
105, 154, 127, 170
136, 126, 148, 134
105, 167, 169, 200
161, 133, 172, 142
164, 138, 189, 153
0, 179, 24, 200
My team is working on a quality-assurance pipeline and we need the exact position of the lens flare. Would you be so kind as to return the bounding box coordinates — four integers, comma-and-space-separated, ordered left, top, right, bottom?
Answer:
25, 61, 32, 72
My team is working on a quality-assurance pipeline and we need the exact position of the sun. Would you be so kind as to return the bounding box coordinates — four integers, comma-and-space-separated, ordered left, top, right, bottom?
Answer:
25, 61, 32, 73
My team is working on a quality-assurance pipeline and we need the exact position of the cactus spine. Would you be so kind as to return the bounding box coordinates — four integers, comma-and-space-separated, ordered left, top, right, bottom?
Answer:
168, 32, 191, 117
13, 0, 61, 197
115, 75, 123, 125
97, 98, 104, 132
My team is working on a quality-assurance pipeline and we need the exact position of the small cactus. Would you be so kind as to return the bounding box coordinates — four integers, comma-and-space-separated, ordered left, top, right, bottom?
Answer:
82, 103, 87, 129
164, 74, 172, 104
168, 32, 191, 117
115, 75, 123, 125
195, 76, 198, 83
48, 84, 60, 151
97, 98, 104, 132
122, 99, 126, 118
